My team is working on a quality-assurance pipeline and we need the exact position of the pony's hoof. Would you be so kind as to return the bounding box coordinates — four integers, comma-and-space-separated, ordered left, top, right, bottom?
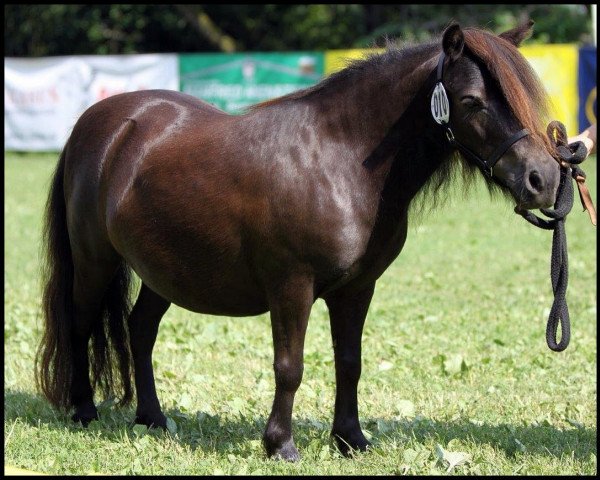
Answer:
332, 430, 371, 457
71, 408, 98, 427
265, 438, 301, 462
135, 413, 167, 429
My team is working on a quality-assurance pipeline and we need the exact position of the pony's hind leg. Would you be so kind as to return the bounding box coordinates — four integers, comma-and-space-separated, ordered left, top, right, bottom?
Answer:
70, 256, 121, 425
324, 282, 374, 456
127, 283, 170, 428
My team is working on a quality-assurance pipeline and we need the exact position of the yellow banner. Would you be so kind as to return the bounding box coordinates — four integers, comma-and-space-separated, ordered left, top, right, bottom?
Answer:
324, 49, 381, 75
325, 44, 579, 135
521, 44, 578, 135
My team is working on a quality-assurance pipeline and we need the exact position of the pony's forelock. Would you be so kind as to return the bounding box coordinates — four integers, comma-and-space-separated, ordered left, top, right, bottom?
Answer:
462, 27, 554, 156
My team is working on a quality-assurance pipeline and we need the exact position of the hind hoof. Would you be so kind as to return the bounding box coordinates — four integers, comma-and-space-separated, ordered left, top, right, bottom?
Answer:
135, 413, 167, 429
332, 430, 371, 457
72, 405, 98, 427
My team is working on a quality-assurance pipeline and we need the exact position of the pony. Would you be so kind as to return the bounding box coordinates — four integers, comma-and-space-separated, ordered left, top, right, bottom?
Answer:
36, 22, 559, 461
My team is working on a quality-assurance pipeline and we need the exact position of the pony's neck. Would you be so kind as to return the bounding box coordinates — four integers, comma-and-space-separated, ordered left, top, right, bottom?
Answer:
311, 44, 454, 207
312, 46, 439, 150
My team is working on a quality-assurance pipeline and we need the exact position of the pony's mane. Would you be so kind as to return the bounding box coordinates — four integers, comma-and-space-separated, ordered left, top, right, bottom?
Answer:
248, 27, 552, 153
246, 41, 436, 111
462, 27, 553, 154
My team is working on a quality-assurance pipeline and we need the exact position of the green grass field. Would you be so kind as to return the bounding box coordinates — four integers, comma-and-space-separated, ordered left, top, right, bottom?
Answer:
4, 152, 597, 475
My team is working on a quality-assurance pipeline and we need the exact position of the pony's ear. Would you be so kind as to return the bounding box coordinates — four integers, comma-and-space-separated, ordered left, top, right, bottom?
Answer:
442, 23, 464, 60
499, 20, 534, 47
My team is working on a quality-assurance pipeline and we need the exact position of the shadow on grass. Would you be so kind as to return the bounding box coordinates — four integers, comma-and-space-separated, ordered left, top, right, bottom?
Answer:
5, 389, 596, 460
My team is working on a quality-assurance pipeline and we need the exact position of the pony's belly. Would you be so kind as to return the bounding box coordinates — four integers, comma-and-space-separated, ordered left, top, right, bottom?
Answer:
108, 192, 270, 315
171, 294, 269, 317
132, 262, 269, 317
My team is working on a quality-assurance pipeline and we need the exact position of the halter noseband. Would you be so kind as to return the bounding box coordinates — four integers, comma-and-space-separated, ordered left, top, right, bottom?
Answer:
431, 52, 530, 178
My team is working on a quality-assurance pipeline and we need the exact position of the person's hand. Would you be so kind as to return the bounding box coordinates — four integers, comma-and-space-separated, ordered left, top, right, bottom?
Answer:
568, 123, 596, 156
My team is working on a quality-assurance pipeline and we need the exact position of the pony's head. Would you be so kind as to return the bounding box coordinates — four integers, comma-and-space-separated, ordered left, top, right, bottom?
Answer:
438, 22, 559, 209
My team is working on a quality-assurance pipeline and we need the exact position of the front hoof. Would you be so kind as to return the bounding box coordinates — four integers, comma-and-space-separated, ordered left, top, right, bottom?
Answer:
332, 430, 371, 457
135, 412, 167, 429
265, 438, 301, 462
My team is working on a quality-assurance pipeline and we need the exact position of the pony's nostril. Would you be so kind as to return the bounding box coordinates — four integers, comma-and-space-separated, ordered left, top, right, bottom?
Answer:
528, 170, 544, 193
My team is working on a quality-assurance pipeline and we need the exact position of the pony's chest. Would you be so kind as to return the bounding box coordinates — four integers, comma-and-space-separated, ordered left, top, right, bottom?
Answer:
361, 215, 409, 276
320, 209, 409, 292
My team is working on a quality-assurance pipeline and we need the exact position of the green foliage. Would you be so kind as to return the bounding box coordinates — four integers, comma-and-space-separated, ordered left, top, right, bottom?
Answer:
4, 4, 594, 56
354, 4, 594, 46
4, 153, 597, 475
4, 5, 209, 56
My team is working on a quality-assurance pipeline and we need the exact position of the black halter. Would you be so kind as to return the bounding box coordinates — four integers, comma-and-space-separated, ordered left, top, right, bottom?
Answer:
432, 52, 530, 178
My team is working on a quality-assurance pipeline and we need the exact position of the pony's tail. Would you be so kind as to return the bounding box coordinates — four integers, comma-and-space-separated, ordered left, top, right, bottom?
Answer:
35, 147, 74, 409
35, 147, 134, 410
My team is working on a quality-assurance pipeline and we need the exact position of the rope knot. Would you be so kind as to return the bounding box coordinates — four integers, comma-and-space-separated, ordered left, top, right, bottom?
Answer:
547, 121, 596, 225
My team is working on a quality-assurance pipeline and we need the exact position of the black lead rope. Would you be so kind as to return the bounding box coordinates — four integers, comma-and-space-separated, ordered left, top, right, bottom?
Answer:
515, 121, 591, 352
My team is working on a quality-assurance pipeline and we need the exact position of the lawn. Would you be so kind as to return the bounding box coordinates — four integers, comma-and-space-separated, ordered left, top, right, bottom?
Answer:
4, 152, 597, 475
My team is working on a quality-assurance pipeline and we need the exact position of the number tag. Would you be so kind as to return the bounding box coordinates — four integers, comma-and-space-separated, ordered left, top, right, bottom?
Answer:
431, 82, 450, 125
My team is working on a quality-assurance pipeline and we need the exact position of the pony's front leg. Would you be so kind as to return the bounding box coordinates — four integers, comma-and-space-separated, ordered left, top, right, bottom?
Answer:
324, 282, 375, 456
263, 275, 314, 462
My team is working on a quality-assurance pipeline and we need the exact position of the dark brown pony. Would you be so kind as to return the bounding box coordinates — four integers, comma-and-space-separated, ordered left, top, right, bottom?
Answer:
36, 22, 560, 461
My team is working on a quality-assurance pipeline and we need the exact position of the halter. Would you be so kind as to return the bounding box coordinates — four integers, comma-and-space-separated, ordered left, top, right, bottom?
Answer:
431, 52, 530, 178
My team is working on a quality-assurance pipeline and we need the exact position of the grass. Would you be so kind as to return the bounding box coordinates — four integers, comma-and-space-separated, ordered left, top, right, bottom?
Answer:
4, 152, 597, 475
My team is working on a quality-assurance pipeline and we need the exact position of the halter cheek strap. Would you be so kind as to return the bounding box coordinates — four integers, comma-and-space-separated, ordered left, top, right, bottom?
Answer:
432, 52, 529, 178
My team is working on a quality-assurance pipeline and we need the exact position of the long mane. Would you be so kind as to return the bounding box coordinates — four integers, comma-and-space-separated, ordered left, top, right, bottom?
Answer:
246, 42, 436, 111
248, 27, 553, 155
462, 27, 553, 155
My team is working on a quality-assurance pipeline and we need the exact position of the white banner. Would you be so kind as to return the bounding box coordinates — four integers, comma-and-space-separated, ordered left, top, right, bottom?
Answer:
5, 57, 90, 151
5, 54, 178, 151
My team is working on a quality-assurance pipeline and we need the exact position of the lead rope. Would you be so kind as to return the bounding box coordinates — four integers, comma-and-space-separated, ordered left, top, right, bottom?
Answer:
515, 121, 596, 352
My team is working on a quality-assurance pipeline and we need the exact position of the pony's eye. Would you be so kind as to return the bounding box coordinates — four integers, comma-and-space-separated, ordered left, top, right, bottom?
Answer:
461, 95, 485, 109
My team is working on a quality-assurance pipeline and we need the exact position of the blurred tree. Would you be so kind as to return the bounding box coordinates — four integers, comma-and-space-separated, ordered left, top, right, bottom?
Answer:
175, 5, 237, 52
4, 5, 213, 56
4, 4, 594, 57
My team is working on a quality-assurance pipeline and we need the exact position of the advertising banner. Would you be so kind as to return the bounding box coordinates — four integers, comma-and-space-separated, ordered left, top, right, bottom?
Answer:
179, 52, 324, 113
5, 46, 589, 151
5, 54, 178, 151
578, 46, 597, 131
82, 54, 179, 107
521, 44, 579, 135
5, 57, 90, 151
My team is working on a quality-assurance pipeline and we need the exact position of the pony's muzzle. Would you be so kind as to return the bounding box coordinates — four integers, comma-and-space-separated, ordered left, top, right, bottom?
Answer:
522, 163, 559, 209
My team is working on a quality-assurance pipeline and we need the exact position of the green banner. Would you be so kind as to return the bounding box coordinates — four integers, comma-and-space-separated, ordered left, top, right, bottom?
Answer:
179, 52, 324, 113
